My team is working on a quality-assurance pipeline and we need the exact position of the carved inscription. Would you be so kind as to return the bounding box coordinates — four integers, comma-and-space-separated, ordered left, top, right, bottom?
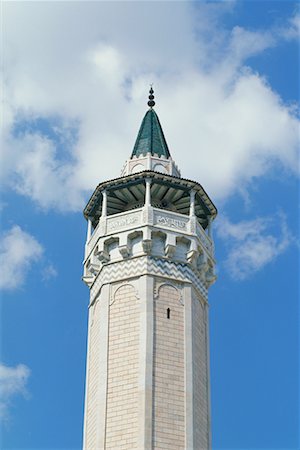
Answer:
156, 214, 187, 230
107, 214, 139, 232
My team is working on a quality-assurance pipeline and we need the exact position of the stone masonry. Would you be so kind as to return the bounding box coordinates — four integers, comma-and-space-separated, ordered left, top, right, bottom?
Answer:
105, 284, 140, 449
153, 284, 185, 449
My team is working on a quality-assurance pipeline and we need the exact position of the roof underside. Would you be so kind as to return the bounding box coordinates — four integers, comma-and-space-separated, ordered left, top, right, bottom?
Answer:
131, 109, 171, 158
84, 171, 217, 230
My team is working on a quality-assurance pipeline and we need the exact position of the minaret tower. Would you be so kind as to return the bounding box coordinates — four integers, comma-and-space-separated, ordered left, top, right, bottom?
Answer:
82, 88, 217, 450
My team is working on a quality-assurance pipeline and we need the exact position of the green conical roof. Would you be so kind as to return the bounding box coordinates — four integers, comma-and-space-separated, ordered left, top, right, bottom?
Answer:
131, 109, 171, 159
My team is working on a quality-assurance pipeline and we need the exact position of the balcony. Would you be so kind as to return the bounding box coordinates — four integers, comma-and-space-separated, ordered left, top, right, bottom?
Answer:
85, 206, 213, 261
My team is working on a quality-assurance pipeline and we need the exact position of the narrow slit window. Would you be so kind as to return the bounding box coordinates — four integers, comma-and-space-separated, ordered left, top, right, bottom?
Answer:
167, 308, 170, 319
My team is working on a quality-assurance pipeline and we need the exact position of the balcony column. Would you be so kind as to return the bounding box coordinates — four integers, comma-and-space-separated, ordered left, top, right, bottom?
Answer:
86, 218, 93, 243
189, 189, 196, 234
143, 177, 153, 227
189, 190, 195, 217
145, 178, 152, 206
101, 189, 107, 218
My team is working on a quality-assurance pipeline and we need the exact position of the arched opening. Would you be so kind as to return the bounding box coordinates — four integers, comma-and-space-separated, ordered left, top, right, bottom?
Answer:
153, 163, 167, 174
152, 231, 167, 257
128, 230, 143, 256
131, 163, 145, 174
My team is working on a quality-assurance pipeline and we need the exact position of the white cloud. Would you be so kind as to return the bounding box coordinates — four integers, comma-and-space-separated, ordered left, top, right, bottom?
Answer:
1, 2, 299, 211
42, 264, 58, 281
0, 363, 30, 421
228, 26, 275, 63
0, 226, 43, 291
280, 13, 300, 40
217, 213, 292, 280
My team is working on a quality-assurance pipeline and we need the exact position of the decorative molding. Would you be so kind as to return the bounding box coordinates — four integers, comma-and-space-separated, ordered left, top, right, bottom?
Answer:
97, 250, 110, 263
106, 211, 141, 233
154, 210, 189, 231
165, 243, 176, 258
82, 275, 95, 288
90, 299, 97, 326
154, 279, 184, 305
88, 262, 100, 276
119, 244, 130, 258
121, 154, 181, 178
187, 249, 198, 265
205, 267, 217, 288
109, 281, 139, 306
142, 239, 152, 254
90, 256, 208, 304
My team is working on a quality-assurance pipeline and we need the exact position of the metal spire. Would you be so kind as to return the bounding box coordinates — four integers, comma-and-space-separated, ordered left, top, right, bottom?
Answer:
147, 86, 155, 108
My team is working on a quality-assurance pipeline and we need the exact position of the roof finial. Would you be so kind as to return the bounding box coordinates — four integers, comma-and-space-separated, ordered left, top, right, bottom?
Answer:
147, 85, 155, 109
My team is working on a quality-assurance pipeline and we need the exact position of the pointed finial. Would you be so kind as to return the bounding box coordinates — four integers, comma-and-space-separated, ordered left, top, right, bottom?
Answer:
147, 85, 155, 108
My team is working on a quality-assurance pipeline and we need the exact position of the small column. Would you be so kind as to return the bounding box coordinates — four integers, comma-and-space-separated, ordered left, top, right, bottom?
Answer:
189, 189, 196, 234
143, 177, 153, 226
86, 218, 93, 243
101, 189, 107, 218
189, 189, 196, 217
145, 178, 152, 206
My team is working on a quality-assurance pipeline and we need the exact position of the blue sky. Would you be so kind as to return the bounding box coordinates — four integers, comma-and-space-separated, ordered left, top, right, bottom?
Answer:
1, 1, 299, 449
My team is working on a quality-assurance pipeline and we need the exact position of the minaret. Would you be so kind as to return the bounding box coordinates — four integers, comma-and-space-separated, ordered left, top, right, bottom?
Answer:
82, 88, 217, 450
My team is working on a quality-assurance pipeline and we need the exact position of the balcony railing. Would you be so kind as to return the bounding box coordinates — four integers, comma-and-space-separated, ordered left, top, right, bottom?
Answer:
85, 206, 212, 259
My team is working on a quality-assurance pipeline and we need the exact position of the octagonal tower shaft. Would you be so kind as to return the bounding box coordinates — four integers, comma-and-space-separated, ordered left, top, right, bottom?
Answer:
82, 102, 217, 450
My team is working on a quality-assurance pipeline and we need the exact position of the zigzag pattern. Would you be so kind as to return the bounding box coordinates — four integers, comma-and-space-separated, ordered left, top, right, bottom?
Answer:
147, 258, 207, 298
90, 256, 207, 302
